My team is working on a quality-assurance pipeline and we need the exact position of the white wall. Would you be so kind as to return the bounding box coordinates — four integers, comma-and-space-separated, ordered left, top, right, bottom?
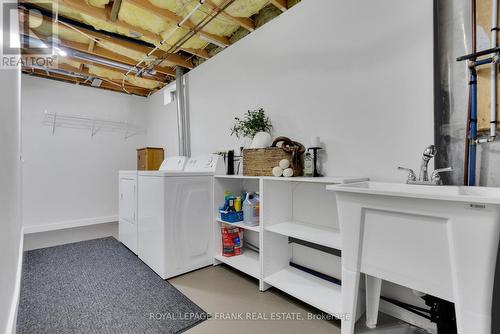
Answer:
146, 0, 435, 330
184, 0, 434, 181
21, 76, 147, 231
146, 85, 179, 156
0, 3, 22, 333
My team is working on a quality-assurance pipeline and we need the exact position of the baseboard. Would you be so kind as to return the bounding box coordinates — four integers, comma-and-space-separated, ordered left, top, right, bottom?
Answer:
6, 231, 24, 334
379, 299, 437, 334
23, 216, 118, 234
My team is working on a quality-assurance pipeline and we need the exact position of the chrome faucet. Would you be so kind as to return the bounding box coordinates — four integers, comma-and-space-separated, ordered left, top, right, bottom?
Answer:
398, 145, 453, 185
419, 145, 437, 182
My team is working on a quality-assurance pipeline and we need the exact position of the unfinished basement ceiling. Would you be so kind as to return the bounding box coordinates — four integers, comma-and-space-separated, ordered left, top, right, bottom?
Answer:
20, 0, 301, 97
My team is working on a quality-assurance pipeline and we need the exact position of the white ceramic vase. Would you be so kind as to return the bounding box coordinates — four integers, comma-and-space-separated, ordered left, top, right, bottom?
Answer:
250, 132, 272, 149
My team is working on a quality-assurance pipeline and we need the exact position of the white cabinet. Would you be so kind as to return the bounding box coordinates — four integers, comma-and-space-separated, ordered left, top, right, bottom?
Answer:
119, 171, 138, 254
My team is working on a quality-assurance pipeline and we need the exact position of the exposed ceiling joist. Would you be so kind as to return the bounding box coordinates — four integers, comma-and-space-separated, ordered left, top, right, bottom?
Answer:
25, 29, 174, 81
204, 0, 254, 31
53, 63, 161, 91
110, 0, 122, 22
25, 12, 179, 76
87, 39, 95, 52
49, 0, 212, 59
125, 0, 230, 47
270, 0, 287, 12
65, 38, 176, 77
64, 55, 168, 82
182, 47, 209, 59
21, 0, 293, 97
45, 5, 195, 69
23, 67, 152, 96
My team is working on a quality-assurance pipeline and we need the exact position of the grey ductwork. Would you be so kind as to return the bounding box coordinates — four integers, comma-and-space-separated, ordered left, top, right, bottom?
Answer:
176, 66, 191, 157
22, 35, 159, 79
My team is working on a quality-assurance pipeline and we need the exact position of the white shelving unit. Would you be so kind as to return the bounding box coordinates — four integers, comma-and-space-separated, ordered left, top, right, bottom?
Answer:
264, 266, 342, 315
213, 174, 368, 316
265, 221, 341, 249
214, 249, 260, 279
216, 218, 260, 233
213, 175, 264, 287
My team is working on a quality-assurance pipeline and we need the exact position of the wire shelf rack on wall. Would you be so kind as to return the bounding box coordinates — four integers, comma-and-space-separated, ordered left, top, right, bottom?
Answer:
43, 111, 146, 139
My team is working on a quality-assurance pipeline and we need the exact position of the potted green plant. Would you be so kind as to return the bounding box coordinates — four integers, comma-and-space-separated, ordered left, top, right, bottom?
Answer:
230, 108, 273, 148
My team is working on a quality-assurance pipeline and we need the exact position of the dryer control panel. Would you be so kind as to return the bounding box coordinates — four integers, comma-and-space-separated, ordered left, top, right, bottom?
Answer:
159, 156, 187, 171
184, 154, 223, 173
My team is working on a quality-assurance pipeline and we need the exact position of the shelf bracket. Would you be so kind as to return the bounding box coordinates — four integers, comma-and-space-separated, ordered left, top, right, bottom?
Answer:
52, 112, 57, 136
124, 125, 129, 141
90, 119, 98, 138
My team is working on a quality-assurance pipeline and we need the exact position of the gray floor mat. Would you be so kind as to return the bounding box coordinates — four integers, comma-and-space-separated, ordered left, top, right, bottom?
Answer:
17, 237, 207, 334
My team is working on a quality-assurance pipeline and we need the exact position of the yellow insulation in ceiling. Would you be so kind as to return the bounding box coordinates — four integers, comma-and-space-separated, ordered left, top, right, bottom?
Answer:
85, 0, 110, 8
82, 14, 121, 33
147, 0, 243, 37
185, 3, 239, 37
148, 0, 185, 13
88, 65, 123, 80
159, 28, 208, 49
213, 0, 269, 17
32, 20, 91, 44
88, 65, 162, 89
27, 11, 43, 28
150, 0, 269, 18
119, 1, 172, 34
57, 57, 82, 69
98, 40, 156, 63
126, 75, 162, 89
118, 0, 207, 49
34, 0, 246, 53
56, 25, 91, 44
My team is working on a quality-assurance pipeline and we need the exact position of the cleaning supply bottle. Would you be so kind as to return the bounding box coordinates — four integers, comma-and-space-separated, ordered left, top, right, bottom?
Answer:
252, 193, 260, 224
235, 196, 242, 212
304, 152, 313, 176
243, 193, 253, 225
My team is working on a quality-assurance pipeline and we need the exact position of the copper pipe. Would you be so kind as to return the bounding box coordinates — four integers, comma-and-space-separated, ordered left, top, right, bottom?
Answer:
146, 0, 236, 73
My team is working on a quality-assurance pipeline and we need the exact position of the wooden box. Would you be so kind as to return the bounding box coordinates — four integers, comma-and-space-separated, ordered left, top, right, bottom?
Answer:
137, 147, 164, 170
243, 148, 303, 176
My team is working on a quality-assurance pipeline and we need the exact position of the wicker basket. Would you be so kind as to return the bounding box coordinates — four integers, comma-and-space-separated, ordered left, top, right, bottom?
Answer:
243, 147, 303, 176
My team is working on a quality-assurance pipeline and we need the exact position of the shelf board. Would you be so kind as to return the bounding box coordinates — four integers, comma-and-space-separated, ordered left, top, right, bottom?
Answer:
265, 221, 341, 249
214, 249, 260, 279
217, 218, 260, 232
214, 175, 261, 180
215, 175, 368, 184
262, 176, 369, 184
264, 266, 342, 316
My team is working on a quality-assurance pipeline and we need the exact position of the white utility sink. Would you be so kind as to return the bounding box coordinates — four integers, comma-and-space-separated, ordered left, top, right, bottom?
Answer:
330, 181, 500, 204
327, 181, 500, 334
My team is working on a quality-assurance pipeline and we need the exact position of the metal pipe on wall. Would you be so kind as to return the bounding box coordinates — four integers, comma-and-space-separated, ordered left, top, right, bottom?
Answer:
464, 0, 477, 185
490, 0, 498, 140
478, 0, 499, 145
464, 0, 499, 184
469, 67, 478, 185
176, 66, 190, 156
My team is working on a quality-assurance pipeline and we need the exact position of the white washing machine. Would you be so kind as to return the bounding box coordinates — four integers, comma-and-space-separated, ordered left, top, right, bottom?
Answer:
138, 155, 222, 279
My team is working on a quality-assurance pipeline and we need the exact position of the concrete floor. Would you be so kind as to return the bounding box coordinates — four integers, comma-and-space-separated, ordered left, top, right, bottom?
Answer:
169, 264, 428, 334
